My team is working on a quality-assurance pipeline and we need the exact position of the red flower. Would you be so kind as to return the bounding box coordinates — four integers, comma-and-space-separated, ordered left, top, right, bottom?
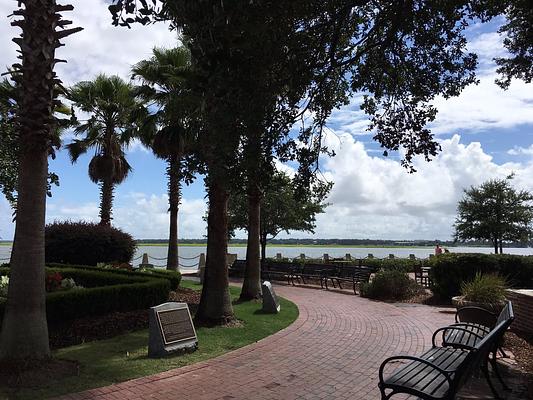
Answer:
46, 272, 63, 292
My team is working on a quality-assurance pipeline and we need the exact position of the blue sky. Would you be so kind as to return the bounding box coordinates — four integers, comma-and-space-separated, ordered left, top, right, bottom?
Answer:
1, 3, 532, 241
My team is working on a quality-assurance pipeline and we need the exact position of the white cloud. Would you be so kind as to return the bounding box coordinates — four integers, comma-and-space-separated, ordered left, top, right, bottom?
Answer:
0, 1, 177, 84
44, 193, 208, 239
326, 28, 533, 137
288, 132, 533, 240
508, 145, 533, 156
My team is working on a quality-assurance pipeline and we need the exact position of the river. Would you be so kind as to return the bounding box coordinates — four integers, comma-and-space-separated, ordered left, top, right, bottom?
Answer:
1, 244, 532, 273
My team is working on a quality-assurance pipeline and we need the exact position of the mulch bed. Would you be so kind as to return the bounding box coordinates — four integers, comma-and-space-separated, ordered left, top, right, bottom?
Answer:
0, 358, 79, 389
505, 331, 533, 377
49, 287, 201, 349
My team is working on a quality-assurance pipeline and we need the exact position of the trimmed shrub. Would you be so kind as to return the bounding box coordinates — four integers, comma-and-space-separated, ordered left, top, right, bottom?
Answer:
461, 273, 507, 303
45, 220, 136, 266
0, 267, 170, 322
47, 262, 181, 290
360, 269, 423, 301
429, 253, 533, 300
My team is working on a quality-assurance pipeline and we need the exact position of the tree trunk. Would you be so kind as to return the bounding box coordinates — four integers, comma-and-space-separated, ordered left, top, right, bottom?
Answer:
240, 188, 262, 300
499, 238, 503, 254
0, 0, 79, 362
0, 150, 50, 360
166, 155, 180, 271
493, 237, 499, 254
195, 179, 234, 325
260, 233, 267, 262
99, 178, 114, 226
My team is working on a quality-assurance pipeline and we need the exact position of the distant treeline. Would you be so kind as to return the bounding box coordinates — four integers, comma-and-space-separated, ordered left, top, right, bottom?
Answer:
136, 238, 532, 247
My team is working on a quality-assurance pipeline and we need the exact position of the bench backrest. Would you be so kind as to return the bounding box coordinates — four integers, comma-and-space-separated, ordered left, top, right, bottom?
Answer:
456, 300, 513, 329
302, 263, 337, 274
262, 261, 295, 273
496, 301, 514, 326
456, 316, 511, 391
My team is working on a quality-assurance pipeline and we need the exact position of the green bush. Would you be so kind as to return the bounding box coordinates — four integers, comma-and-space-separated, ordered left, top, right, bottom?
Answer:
45, 221, 136, 266
362, 258, 419, 273
0, 267, 170, 322
429, 253, 533, 300
47, 262, 181, 290
360, 269, 423, 301
461, 273, 507, 303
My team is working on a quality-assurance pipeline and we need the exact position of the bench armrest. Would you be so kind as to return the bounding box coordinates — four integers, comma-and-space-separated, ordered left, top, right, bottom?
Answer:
378, 355, 453, 387
432, 326, 485, 348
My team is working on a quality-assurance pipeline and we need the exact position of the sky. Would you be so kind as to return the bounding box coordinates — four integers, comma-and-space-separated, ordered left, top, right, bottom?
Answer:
0, 3, 532, 241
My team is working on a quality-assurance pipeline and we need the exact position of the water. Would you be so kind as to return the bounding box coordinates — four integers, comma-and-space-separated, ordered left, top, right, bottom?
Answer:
1, 244, 532, 273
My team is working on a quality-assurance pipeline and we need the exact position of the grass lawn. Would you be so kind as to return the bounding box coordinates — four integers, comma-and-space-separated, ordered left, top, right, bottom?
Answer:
1, 281, 298, 400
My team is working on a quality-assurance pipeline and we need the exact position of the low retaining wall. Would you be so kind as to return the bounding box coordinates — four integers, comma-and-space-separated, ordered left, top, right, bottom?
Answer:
506, 289, 533, 334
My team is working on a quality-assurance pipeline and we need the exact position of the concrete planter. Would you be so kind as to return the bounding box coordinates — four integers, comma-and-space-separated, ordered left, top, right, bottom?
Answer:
451, 295, 505, 314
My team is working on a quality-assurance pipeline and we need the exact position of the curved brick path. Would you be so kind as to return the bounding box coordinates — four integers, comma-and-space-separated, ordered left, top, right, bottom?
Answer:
59, 285, 455, 400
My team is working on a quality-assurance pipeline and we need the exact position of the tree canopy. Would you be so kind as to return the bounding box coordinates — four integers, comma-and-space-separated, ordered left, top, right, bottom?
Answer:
108, 0, 533, 324
454, 176, 533, 254
67, 74, 146, 226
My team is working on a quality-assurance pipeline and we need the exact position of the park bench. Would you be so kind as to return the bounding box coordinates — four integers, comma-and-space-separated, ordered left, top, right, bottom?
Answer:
378, 317, 509, 400
431, 301, 514, 397
228, 259, 246, 277
324, 264, 372, 294
261, 261, 297, 286
292, 262, 338, 288
414, 262, 432, 288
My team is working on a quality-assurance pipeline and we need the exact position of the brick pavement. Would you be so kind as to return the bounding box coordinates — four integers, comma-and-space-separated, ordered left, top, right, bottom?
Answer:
58, 285, 456, 400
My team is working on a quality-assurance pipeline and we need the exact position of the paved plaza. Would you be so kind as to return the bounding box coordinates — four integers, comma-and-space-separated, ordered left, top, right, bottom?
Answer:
57, 284, 461, 400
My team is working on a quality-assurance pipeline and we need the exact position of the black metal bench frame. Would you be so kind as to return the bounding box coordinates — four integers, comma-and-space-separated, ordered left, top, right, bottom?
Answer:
324, 265, 371, 294
292, 263, 337, 288
378, 318, 510, 400
261, 261, 296, 286
414, 262, 432, 288
432, 301, 514, 399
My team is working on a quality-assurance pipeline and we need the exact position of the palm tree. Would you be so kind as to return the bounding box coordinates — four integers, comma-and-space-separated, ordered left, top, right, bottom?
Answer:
132, 47, 197, 271
67, 74, 144, 226
0, 0, 81, 362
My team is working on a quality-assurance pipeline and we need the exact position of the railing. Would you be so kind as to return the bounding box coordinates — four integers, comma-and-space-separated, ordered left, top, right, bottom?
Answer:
136, 253, 204, 271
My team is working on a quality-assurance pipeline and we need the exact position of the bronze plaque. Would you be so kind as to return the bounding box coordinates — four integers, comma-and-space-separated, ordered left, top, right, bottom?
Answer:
156, 307, 196, 345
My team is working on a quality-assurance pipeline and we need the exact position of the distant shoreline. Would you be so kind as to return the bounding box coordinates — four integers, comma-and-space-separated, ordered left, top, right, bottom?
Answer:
0, 241, 497, 249
136, 242, 492, 249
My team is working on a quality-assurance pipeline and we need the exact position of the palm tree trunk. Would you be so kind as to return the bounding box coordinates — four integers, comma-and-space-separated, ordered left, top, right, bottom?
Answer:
0, 150, 50, 360
195, 178, 234, 325
240, 187, 262, 300
166, 155, 180, 271
0, 0, 81, 362
99, 178, 114, 226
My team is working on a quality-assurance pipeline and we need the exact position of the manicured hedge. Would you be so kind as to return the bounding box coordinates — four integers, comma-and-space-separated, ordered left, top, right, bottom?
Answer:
46, 262, 181, 290
428, 253, 533, 300
45, 221, 136, 265
0, 267, 170, 322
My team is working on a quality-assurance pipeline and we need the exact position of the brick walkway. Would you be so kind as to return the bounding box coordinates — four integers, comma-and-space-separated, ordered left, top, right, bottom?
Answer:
58, 285, 456, 400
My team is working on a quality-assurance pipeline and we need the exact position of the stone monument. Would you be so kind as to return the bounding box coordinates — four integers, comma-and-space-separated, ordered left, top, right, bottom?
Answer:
262, 281, 280, 313
148, 302, 198, 358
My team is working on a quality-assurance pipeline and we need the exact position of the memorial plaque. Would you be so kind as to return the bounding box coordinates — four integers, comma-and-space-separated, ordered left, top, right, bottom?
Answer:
262, 281, 280, 314
149, 302, 198, 358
